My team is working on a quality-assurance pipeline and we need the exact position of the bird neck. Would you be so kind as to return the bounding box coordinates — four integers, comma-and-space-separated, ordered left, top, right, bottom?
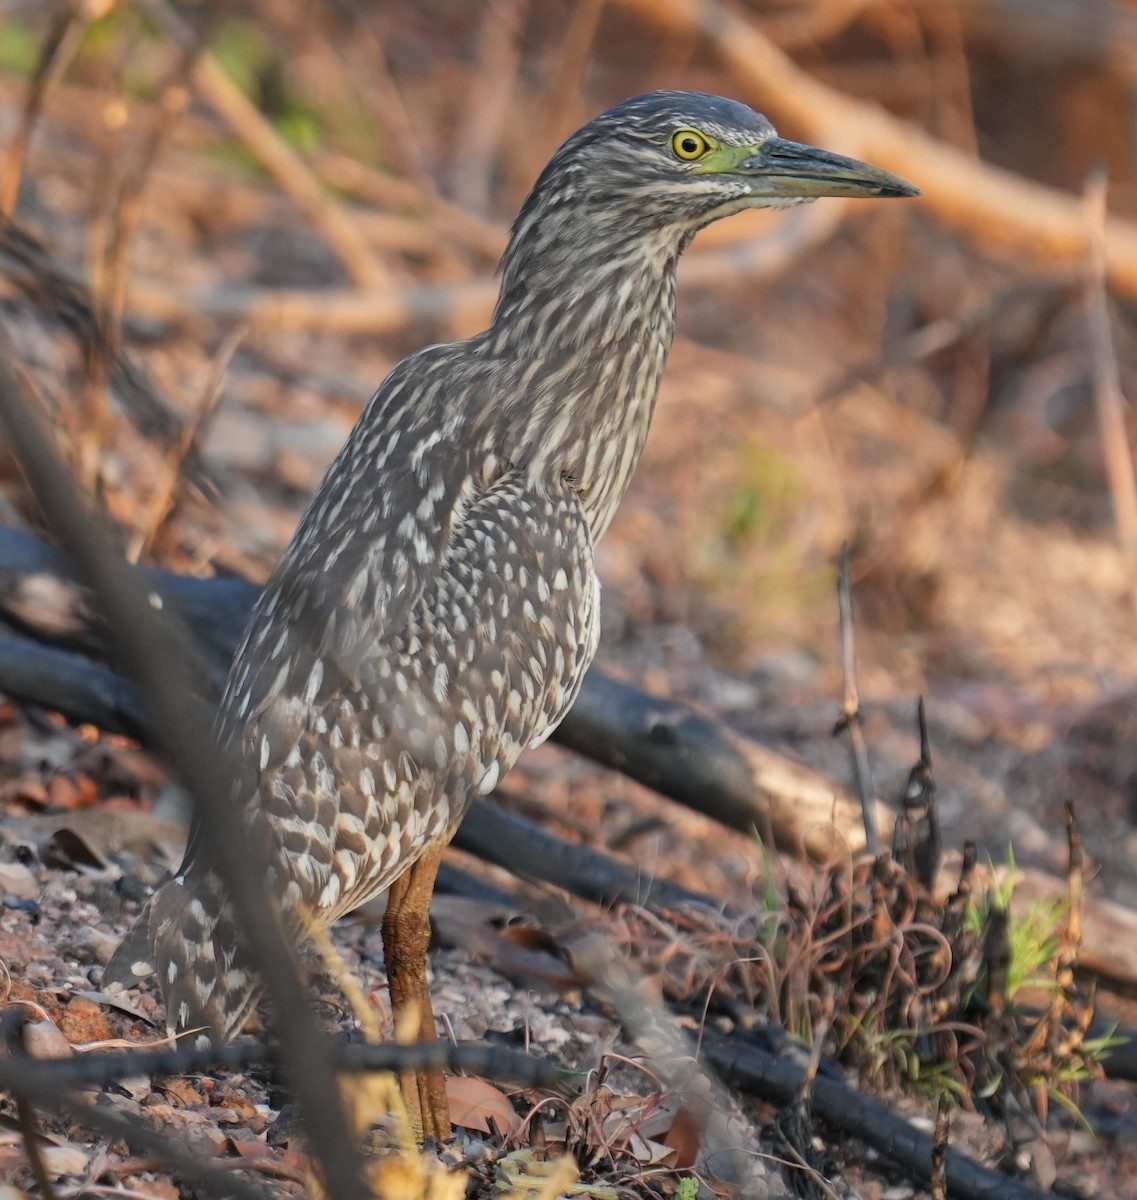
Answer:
485, 229, 683, 541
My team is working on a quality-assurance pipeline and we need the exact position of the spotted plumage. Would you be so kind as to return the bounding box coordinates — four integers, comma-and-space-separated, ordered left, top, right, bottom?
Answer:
105, 91, 916, 1046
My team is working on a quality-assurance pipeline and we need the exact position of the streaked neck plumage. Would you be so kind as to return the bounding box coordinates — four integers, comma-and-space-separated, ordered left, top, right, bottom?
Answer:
480, 189, 689, 542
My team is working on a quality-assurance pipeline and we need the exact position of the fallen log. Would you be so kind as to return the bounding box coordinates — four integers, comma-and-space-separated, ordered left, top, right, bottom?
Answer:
702, 1031, 1060, 1200
6, 526, 1137, 990
0, 525, 886, 859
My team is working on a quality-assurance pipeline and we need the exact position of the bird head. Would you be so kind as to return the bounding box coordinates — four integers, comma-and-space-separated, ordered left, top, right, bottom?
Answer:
510, 90, 918, 251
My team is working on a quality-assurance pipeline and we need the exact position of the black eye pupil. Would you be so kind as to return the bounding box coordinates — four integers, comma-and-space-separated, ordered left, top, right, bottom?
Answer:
682, 138, 698, 154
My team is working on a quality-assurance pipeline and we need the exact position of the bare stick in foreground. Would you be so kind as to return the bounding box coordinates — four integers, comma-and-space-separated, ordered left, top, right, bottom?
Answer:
0, 356, 366, 1196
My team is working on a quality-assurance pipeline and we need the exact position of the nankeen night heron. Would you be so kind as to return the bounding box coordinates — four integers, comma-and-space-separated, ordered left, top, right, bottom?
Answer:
106, 91, 917, 1138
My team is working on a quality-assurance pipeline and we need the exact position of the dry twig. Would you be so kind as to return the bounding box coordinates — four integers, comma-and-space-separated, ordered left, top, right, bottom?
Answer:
891, 697, 942, 892
0, 214, 195, 463
126, 322, 242, 562
931, 1092, 950, 1200
448, 0, 529, 214
315, 152, 507, 261
0, 1, 94, 216
93, 0, 216, 330
833, 542, 880, 856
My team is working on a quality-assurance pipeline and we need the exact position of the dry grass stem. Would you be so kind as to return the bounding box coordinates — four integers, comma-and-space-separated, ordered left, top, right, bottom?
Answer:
930, 1092, 949, 1200
0, 3, 88, 216
834, 542, 880, 855
127, 322, 242, 562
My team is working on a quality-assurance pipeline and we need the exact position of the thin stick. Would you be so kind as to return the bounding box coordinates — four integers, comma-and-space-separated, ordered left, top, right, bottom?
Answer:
930, 1092, 950, 1200
891, 696, 941, 890
545, 0, 607, 141
1, 1037, 564, 1092
448, 0, 529, 213
16, 1095, 58, 1200
100, 0, 216, 330
0, 3, 88, 216
833, 542, 879, 855
127, 323, 242, 562
523, 0, 607, 186
0, 354, 366, 1198
5, 2, 117, 484
1062, 799, 1084, 976
760, 0, 883, 49
0, 213, 194, 461
334, 9, 437, 186
121, 202, 851, 337
315, 152, 507, 260
1083, 167, 1137, 559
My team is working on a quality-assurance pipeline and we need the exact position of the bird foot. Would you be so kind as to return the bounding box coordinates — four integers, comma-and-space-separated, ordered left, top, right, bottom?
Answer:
399, 1060, 450, 1144
383, 843, 451, 1143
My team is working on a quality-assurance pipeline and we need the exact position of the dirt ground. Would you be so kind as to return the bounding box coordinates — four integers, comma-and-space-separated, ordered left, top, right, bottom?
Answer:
3, 2, 1137, 1198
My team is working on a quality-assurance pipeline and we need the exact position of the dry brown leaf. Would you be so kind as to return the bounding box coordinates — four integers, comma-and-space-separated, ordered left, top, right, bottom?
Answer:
116, 1075, 154, 1101
227, 1138, 273, 1159
23, 808, 186, 872
219, 1086, 259, 1117
0, 778, 47, 808
431, 903, 582, 991
281, 1142, 310, 1174
661, 1105, 702, 1169
161, 1076, 206, 1107
446, 1075, 521, 1136
625, 1132, 678, 1167
45, 773, 97, 811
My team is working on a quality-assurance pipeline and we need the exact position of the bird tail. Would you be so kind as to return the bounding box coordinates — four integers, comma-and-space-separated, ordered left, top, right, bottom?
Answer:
103, 872, 262, 1044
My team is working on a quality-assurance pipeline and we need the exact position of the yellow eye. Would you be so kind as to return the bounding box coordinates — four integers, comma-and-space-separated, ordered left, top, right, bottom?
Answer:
671, 129, 711, 161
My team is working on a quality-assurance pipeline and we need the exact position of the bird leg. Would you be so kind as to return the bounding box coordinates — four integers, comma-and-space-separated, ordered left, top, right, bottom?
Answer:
381, 841, 449, 1142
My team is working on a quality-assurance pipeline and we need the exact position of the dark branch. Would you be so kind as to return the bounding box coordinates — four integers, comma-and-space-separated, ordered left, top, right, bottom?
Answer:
3, 1036, 566, 1093
456, 798, 727, 915
833, 541, 880, 855
703, 1032, 1061, 1200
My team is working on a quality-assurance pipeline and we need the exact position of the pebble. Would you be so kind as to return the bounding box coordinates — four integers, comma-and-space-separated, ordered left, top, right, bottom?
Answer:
23, 1019, 72, 1059
69, 924, 119, 965
0, 861, 38, 900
